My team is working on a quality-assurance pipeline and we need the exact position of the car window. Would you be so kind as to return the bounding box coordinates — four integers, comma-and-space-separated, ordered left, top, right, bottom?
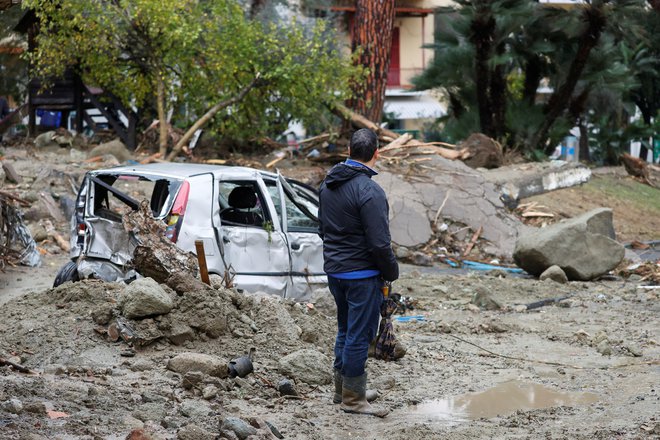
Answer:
89, 175, 182, 222
218, 181, 269, 228
265, 180, 318, 232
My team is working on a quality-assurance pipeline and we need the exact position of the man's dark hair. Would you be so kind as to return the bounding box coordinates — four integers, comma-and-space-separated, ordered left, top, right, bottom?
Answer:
349, 128, 379, 162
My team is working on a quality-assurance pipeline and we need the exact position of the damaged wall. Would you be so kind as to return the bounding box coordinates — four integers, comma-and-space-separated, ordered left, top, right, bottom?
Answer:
375, 156, 524, 259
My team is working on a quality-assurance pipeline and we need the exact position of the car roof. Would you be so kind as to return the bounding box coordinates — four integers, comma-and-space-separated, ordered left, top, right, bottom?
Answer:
88, 163, 279, 180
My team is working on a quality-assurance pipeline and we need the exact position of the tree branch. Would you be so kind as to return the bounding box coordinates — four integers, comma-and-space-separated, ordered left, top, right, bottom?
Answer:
166, 73, 263, 161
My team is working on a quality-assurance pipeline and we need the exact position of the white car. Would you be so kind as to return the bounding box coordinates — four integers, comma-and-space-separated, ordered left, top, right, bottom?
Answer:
54, 163, 326, 299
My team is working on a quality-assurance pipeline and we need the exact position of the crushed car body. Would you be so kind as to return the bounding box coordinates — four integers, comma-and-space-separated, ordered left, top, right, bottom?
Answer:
60, 163, 326, 300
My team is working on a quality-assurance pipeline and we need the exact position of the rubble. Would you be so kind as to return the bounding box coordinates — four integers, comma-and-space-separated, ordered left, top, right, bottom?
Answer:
375, 155, 523, 259
0, 139, 658, 439
123, 201, 199, 283
514, 208, 625, 280
277, 349, 332, 385
120, 277, 175, 319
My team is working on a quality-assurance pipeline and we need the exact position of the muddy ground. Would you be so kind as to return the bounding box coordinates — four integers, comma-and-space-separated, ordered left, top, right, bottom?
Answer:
1, 262, 658, 440
0, 144, 659, 439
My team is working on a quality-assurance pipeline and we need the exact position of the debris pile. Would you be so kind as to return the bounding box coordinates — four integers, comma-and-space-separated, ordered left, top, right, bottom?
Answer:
0, 190, 40, 267
618, 261, 660, 284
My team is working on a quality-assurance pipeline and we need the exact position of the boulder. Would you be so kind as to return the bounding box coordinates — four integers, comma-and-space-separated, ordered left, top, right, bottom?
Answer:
88, 139, 133, 163
470, 287, 502, 310
220, 417, 257, 440
460, 133, 503, 169
120, 278, 174, 319
513, 208, 624, 281
539, 265, 568, 284
167, 352, 229, 378
375, 156, 521, 258
278, 349, 331, 385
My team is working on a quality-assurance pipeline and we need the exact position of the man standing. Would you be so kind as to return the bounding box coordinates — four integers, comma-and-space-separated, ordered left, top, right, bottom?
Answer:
318, 128, 399, 418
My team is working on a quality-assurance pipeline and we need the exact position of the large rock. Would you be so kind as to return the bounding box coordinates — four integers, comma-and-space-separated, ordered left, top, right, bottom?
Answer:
513, 208, 624, 281
278, 349, 331, 385
88, 139, 133, 163
460, 133, 503, 169
375, 156, 522, 258
121, 278, 174, 319
167, 352, 229, 378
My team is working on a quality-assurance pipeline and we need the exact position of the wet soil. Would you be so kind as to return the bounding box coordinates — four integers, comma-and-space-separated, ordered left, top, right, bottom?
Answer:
0, 145, 658, 439
0, 265, 658, 439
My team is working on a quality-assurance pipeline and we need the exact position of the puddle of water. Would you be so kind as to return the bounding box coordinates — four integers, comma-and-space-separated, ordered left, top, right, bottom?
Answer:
413, 380, 598, 421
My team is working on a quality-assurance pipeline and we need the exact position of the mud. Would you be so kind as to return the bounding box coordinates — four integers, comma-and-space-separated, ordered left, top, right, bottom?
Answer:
0, 145, 658, 439
0, 264, 658, 439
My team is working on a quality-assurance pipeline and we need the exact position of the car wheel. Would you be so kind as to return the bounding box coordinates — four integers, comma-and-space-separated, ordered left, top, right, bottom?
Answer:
53, 261, 80, 288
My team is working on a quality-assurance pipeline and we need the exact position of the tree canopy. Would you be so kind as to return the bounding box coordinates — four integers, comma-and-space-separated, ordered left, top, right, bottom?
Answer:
23, 0, 358, 153
414, 0, 659, 163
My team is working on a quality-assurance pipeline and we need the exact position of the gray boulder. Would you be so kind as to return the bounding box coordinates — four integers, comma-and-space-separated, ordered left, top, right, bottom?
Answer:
278, 349, 331, 385
121, 278, 174, 319
177, 424, 216, 440
167, 352, 229, 378
540, 265, 568, 284
88, 139, 133, 163
513, 208, 624, 281
220, 417, 257, 440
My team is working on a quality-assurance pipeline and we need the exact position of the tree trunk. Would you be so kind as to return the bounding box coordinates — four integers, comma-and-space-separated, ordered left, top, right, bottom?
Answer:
346, 0, 396, 123
470, 3, 496, 138
578, 121, 590, 162
490, 43, 508, 140
531, 5, 606, 154
156, 76, 168, 157
522, 54, 543, 105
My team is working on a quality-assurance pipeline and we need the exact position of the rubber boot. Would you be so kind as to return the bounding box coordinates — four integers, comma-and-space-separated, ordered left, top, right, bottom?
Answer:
333, 369, 343, 404
333, 370, 379, 404
340, 373, 389, 417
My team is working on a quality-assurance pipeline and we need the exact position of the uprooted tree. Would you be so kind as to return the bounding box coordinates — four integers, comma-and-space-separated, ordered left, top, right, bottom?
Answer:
24, 0, 359, 156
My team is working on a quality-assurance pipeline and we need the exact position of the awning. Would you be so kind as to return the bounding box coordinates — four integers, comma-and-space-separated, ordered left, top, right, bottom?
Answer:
383, 93, 446, 120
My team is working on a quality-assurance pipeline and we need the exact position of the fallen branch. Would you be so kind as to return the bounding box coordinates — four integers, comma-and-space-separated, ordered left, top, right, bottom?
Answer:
43, 219, 70, 252
167, 73, 262, 161
433, 191, 450, 227
139, 152, 163, 165
521, 211, 554, 218
0, 190, 30, 207
462, 226, 482, 258
0, 357, 34, 374
332, 103, 400, 141
266, 156, 285, 169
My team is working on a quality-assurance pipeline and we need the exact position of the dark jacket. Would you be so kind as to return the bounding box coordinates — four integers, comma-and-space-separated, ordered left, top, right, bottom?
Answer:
318, 162, 399, 281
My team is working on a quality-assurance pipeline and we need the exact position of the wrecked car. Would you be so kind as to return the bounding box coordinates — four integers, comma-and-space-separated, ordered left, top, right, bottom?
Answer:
54, 163, 326, 299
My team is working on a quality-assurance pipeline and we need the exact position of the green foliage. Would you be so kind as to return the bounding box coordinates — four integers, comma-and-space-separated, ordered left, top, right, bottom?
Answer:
414, 0, 656, 162
0, 7, 28, 100
23, 0, 357, 142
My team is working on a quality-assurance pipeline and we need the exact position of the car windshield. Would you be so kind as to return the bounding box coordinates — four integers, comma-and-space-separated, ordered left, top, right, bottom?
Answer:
89, 174, 183, 220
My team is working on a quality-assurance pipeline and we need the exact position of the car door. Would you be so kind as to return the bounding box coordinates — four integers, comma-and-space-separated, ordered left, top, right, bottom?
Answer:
215, 174, 291, 296
275, 174, 326, 300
